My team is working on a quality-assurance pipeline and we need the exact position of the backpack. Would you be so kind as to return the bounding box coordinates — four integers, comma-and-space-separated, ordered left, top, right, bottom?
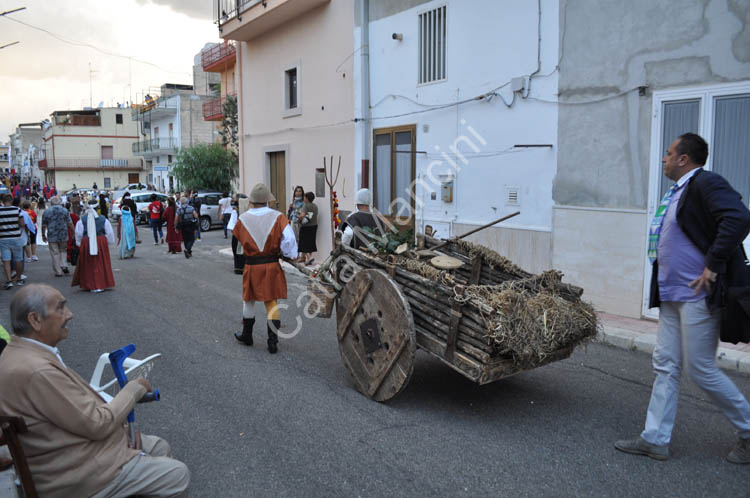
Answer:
178, 205, 197, 228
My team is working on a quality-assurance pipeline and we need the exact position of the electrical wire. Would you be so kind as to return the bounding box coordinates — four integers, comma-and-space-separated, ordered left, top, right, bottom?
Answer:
2, 16, 191, 76
243, 118, 355, 138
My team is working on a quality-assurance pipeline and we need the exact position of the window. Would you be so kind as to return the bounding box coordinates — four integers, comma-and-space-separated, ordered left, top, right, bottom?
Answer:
651, 82, 750, 206
418, 5, 447, 84
168, 155, 173, 163
373, 125, 416, 223
115, 113, 123, 124
282, 63, 302, 117
203, 195, 220, 206
286, 68, 297, 109
101, 146, 113, 160
103, 177, 111, 188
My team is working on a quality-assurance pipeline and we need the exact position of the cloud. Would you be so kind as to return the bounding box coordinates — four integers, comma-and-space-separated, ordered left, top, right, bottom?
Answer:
133, 0, 214, 20
0, 0, 219, 136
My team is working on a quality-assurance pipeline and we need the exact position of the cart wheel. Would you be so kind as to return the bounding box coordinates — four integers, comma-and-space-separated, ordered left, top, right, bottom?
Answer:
336, 269, 416, 402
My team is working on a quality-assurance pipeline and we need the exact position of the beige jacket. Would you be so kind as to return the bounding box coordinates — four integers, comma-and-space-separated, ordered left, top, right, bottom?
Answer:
0, 338, 147, 498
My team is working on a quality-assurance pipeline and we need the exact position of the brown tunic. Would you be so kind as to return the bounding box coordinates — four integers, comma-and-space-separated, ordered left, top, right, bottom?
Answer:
233, 210, 289, 302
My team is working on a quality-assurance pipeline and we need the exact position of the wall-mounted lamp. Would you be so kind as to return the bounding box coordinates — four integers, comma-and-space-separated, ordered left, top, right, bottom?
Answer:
392, 33, 403, 41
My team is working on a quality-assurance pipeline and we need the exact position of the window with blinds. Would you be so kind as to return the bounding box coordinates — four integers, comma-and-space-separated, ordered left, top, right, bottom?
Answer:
418, 6, 447, 84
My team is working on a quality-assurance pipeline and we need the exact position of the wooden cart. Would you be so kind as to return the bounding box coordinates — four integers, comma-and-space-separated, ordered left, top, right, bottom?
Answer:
321, 235, 585, 402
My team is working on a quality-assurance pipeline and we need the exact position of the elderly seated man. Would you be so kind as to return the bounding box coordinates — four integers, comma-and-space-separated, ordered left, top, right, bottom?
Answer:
0, 284, 189, 498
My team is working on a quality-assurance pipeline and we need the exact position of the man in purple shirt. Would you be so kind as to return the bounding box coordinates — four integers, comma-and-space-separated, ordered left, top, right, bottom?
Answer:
615, 133, 750, 463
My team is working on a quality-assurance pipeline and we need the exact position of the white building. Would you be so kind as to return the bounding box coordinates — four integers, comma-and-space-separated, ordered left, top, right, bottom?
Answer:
9, 123, 44, 182
131, 83, 218, 192
355, 0, 559, 274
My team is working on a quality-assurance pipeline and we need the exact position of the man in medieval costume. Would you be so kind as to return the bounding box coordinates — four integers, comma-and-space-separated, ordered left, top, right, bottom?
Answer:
232, 183, 298, 353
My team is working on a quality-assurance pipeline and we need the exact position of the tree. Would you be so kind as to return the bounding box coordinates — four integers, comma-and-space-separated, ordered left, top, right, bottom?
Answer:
172, 143, 238, 193
219, 94, 239, 166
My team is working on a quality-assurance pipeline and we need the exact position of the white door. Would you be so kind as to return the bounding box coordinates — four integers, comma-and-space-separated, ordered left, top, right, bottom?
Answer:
643, 82, 750, 318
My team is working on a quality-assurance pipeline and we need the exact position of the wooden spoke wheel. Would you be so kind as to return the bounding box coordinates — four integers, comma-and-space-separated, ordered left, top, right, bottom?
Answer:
336, 269, 416, 402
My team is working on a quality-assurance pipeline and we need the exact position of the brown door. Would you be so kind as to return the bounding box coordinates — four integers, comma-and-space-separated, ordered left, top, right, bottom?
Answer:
373, 125, 416, 227
268, 151, 286, 211
128, 173, 140, 183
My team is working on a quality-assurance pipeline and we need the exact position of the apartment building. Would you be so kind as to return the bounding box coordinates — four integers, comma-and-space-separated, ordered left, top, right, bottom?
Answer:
200, 41, 237, 127
9, 123, 44, 181
131, 56, 221, 193
0, 143, 10, 174
216, 0, 355, 257
39, 107, 143, 191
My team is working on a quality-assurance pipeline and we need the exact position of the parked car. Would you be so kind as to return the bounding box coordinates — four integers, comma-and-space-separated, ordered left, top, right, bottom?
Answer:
193, 192, 224, 232
112, 190, 169, 225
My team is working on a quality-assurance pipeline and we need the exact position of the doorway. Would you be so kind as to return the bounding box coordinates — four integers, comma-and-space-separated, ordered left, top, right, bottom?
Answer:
267, 151, 286, 211
128, 173, 140, 184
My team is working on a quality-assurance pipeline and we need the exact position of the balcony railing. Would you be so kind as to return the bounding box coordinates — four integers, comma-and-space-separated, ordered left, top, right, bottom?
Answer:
132, 137, 178, 155
215, 0, 261, 26
203, 94, 236, 121
201, 42, 236, 71
38, 158, 143, 170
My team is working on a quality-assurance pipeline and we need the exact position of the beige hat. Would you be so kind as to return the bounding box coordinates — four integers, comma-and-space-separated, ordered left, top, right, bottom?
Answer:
249, 183, 275, 203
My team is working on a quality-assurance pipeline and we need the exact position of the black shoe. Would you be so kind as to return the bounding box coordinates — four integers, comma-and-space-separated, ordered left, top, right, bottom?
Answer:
62, 267, 69, 274
234, 318, 254, 346
267, 319, 280, 354
184, 250, 189, 259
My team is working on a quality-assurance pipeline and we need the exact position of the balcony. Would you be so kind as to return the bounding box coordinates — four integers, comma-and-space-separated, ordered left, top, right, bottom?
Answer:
38, 158, 143, 170
216, 0, 330, 41
203, 94, 236, 121
131, 96, 178, 123
202, 42, 236, 72
132, 138, 178, 157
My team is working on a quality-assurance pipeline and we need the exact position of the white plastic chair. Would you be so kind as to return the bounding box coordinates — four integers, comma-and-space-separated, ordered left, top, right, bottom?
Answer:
89, 352, 161, 402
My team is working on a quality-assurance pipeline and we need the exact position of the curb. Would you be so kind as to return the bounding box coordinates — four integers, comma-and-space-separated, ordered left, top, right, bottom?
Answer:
597, 327, 750, 374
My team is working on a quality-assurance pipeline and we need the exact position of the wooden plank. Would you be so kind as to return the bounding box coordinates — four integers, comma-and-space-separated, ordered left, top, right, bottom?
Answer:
477, 346, 575, 385
444, 297, 463, 362
415, 328, 482, 382
336, 274, 372, 341
470, 254, 483, 284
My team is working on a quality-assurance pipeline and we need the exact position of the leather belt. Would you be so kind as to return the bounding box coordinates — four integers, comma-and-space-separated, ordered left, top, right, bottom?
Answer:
244, 255, 280, 265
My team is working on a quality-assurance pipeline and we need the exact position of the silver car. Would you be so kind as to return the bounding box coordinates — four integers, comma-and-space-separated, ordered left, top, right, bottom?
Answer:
193, 192, 224, 232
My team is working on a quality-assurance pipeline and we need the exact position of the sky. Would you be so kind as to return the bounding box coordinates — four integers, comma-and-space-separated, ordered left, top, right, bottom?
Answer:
0, 0, 220, 140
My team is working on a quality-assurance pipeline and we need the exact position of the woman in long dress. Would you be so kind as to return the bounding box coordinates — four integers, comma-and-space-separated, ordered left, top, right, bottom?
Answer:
164, 197, 182, 254
117, 206, 137, 259
72, 200, 116, 293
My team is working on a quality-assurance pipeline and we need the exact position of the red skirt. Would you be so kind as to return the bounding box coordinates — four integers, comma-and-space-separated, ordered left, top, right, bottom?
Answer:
72, 236, 115, 291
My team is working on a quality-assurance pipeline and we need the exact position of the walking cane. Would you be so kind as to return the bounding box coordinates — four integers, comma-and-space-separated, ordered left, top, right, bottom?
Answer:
109, 344, 160, 449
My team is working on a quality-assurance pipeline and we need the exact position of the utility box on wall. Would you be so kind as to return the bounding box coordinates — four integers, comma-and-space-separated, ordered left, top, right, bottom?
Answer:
440, 180, 453, 203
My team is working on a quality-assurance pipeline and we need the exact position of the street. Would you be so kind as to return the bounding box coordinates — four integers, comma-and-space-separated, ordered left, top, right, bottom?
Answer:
1, 229, 749, 497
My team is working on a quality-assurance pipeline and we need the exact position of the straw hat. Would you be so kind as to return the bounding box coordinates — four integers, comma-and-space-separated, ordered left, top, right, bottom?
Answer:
249, 183, 275, 203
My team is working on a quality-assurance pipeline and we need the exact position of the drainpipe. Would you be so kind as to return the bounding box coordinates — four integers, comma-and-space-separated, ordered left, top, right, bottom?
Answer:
360, 0, 371, 189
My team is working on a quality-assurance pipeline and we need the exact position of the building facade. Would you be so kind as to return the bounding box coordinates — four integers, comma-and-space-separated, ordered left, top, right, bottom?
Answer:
9, 123, 44, 182
553, 0, 750, 318
217, 0, 355, 257
131, 81, 220, 193
39, 108, 143, 191
0, 143, 9, 174
216, 0, 750, 320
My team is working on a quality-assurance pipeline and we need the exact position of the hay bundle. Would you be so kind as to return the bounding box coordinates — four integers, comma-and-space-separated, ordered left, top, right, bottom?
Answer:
464, 271, 598, 367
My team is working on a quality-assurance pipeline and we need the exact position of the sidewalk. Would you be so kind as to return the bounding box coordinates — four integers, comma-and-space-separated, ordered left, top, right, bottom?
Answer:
598, 312, 750, 374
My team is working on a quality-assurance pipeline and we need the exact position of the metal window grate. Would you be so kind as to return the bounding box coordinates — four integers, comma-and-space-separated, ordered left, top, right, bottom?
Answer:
418, 6, 447, 84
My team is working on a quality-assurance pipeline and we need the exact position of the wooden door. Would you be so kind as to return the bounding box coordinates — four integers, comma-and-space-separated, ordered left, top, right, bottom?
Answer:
268, 151, 286, 211
128, 173, 140, 184
373, 125, 416, 227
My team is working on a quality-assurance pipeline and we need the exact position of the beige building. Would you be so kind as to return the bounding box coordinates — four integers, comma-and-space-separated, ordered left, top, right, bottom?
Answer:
40, 108, 143, 191
217, 0, 355, 257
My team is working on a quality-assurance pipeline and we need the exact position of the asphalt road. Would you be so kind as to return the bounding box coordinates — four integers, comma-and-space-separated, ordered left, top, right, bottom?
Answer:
1, 229, 749, 497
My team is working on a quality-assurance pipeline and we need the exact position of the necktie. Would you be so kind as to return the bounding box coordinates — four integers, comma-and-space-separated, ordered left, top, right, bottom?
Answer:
648, 183, 680, 263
